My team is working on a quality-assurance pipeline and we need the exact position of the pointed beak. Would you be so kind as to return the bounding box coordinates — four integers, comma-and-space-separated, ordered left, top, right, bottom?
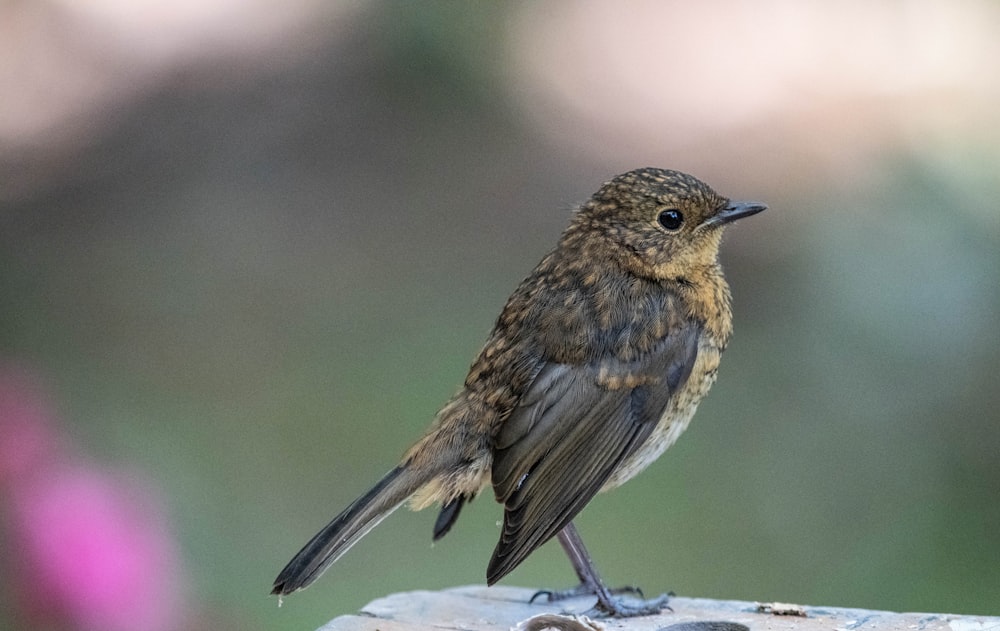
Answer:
705, 201, 767, 227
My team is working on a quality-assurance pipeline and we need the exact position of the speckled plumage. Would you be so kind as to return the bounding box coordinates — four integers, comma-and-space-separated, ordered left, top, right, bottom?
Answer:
273, 168, 766, 617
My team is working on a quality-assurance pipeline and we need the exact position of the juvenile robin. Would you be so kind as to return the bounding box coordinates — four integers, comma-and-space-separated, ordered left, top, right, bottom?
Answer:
272, 168, 766, 617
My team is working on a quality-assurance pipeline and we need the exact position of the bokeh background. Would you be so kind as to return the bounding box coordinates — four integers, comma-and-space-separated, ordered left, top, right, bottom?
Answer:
1, 2, 998, 630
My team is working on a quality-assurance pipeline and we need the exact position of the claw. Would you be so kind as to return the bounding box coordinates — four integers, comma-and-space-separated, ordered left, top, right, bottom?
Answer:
588, 592, 671, 618
530, 583, 644, 604
527, 582, 668, 618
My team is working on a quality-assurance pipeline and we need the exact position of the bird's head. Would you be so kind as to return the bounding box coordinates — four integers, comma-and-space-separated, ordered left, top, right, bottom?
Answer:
568, 167, 767, 281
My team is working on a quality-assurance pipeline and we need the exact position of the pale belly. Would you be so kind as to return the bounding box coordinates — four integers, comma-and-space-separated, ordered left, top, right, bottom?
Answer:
599, 337, 723, 491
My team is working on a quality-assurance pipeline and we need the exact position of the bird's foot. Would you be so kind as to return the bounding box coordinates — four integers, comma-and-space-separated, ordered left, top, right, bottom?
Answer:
529, 583, 643, 604
530, 583, 670, 618
587, 590, 672, 618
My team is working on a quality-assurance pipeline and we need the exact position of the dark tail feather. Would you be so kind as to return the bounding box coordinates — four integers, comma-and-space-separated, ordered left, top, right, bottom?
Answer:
432, 495, 467, 541
272, 465, 426, 595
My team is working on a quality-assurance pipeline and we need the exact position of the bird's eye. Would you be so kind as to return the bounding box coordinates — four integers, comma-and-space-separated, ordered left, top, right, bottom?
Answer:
657, 209, 684, 231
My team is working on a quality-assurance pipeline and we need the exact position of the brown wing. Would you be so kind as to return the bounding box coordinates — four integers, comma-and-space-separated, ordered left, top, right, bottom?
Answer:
486, 325, 700, 584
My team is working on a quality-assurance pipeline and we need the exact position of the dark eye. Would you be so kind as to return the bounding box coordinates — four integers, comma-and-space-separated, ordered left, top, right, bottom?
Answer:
657, 209, 684, 231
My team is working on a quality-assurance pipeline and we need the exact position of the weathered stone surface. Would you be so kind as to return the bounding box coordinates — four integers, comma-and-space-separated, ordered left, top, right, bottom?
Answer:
318, 585, 998, 631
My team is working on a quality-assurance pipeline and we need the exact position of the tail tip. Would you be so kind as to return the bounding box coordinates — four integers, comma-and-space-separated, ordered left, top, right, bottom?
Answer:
271, 573, 301, 597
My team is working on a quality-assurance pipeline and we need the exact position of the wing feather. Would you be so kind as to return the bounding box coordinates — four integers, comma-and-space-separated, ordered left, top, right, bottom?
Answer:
486, 324, 699, 584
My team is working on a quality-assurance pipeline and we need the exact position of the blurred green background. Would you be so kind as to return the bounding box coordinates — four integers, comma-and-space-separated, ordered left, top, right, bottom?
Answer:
1, 2, 998, 630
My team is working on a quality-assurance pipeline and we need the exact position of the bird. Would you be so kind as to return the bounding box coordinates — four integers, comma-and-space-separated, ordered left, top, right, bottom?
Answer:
271, 168, 766, 617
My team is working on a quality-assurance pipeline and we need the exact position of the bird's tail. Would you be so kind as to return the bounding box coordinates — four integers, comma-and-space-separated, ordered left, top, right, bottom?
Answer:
271, 465, 429, 596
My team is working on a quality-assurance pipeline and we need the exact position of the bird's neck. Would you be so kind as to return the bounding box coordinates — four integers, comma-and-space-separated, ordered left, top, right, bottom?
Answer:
668, 263, 734, 347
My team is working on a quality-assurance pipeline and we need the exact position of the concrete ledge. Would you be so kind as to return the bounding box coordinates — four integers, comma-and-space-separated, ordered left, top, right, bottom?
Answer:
318, 585, 998, 631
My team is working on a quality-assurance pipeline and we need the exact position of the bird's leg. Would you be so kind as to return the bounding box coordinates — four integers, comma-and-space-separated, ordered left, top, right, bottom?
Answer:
530, 521, 669, 617
530, 523, 642, 602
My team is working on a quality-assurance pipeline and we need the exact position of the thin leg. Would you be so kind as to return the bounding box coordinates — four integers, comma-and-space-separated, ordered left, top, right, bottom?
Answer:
556, 522, 607, 593
529, 522, 642, 604
539, 521, 670, 618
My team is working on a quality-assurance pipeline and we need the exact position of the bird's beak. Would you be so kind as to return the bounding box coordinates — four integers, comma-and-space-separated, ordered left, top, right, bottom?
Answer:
705, 201, 767, 227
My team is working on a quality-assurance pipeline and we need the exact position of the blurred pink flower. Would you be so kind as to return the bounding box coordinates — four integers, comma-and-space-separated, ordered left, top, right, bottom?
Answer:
0, 367, 186, 631
0, 369, 61, 485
